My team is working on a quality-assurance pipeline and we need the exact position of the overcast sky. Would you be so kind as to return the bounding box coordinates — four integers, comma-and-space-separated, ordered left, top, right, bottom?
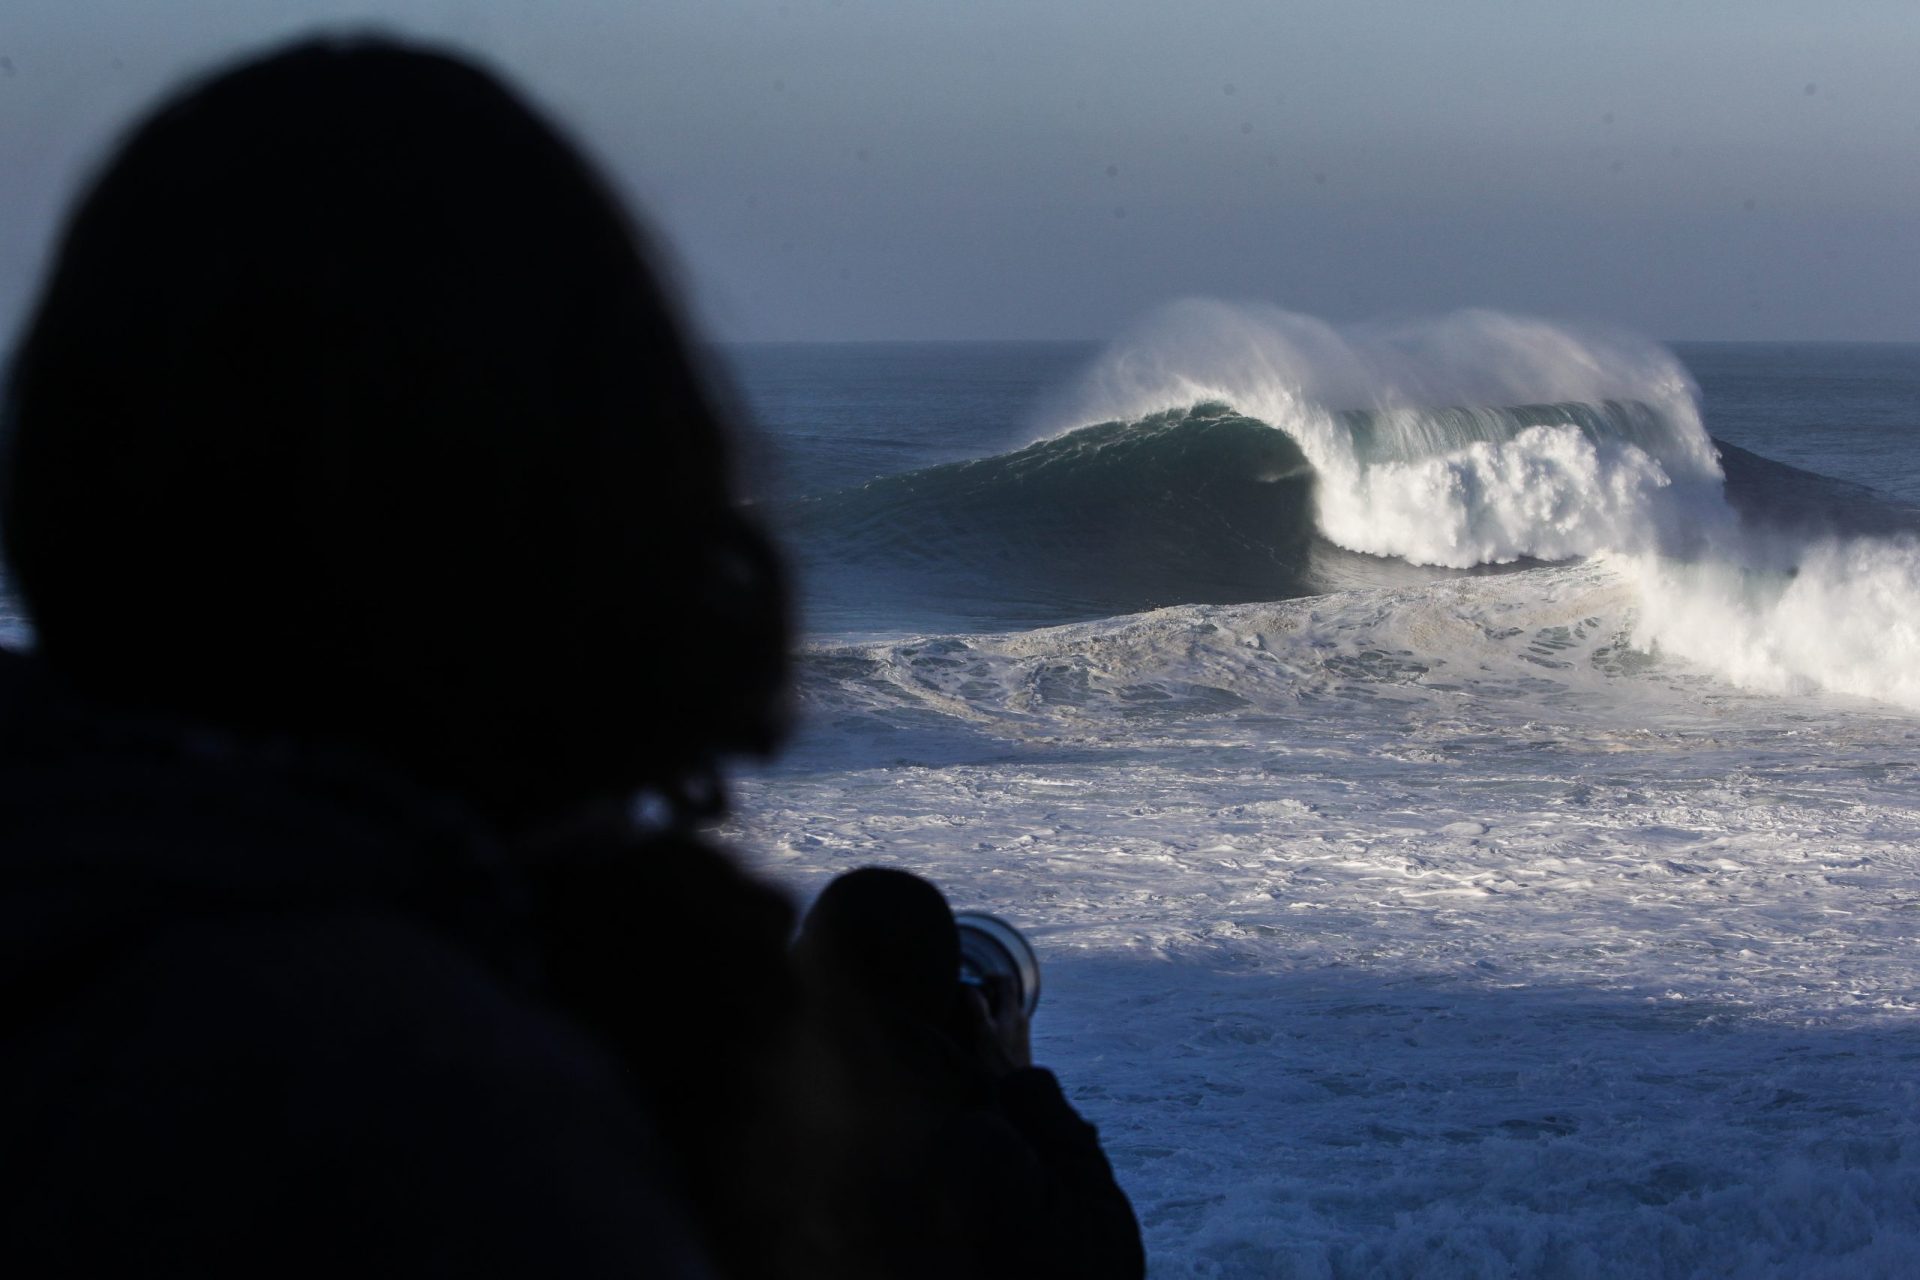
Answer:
1, 1, 1914, 343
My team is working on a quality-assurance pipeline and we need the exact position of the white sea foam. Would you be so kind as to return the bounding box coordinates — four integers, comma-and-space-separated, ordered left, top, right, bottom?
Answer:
734, 562, 1920, 1277
1325, 423, 1679, 567
1626, 536, 1920, 710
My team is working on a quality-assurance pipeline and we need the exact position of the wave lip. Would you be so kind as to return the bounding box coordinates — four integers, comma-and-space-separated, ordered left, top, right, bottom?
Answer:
784, 402, 1324, 632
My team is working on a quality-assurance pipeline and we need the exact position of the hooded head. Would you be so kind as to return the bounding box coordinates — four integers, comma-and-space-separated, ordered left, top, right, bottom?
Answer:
796, 868, 963, 1028
1, 37, 789, 828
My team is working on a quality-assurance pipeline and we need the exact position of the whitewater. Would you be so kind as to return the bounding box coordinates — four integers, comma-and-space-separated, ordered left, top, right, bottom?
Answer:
728, 312, 1920, 1277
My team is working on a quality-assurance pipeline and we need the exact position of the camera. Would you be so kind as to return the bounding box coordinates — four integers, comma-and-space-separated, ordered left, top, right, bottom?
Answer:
954, 912, 1041, 1018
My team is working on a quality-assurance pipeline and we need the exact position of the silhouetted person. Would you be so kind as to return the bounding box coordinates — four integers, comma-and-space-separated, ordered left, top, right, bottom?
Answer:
0, 36, 800, 1277
795, 868, 1145, 1280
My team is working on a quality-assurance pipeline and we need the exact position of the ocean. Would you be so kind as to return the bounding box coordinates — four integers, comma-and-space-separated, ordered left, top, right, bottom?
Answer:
721, 310, 1920, 1278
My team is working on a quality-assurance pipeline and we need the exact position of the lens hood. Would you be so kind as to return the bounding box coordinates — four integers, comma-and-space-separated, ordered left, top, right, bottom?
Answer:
954, 911, 1041, 1018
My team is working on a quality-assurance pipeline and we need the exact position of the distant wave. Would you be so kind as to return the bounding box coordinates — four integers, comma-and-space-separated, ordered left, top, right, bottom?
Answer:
783, 304, 1742, 633
784, 391, 1728, 631
784, 403, 1324, 630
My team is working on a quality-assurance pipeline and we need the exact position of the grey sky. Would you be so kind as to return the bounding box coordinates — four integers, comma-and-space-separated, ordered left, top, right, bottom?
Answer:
1, 1, 1914, 343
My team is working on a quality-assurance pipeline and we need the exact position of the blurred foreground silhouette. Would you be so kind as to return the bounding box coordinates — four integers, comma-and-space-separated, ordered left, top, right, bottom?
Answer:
0, 34, 1140, 1279
0, 35, 800, 1278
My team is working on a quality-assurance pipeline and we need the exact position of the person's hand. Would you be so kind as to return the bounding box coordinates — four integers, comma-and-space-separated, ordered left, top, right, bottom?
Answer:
963, 976, 1032, 1076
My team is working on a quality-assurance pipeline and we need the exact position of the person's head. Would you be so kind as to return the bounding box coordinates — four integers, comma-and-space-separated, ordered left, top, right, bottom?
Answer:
796, 868, 962, 1027
1, 36, 788, 827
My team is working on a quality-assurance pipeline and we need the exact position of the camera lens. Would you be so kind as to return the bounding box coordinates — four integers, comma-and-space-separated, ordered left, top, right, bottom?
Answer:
954, 912, 1041, 1018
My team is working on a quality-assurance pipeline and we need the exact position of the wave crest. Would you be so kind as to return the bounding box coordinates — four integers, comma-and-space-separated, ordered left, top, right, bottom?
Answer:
1061, 301, 1731, 567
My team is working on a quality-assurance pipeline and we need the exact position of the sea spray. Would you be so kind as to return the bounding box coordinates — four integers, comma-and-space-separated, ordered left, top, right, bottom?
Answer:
1059, 300, 1731, 568
1065, 302, 1708, 437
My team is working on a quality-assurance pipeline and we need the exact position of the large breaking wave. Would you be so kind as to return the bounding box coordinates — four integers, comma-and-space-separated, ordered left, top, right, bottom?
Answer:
791, 306, 1733, 624
788, 301, 1920, 711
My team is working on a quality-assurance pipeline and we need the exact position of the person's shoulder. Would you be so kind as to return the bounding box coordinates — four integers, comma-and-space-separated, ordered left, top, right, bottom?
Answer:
130, 903, 640, 1143
31, 905, 706, 1276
